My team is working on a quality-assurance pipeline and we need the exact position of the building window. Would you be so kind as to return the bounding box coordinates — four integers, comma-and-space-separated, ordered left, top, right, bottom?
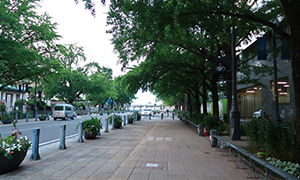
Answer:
271, 76, 290, 103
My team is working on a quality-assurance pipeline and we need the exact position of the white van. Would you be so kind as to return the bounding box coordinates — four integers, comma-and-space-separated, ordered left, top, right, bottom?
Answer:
52, 104, 77, 120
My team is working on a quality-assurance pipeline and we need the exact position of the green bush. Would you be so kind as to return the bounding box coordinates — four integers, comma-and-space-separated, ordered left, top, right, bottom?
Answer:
215, 121, 230, 135
204, 114, 219, 130
133, 111, 141, 120
245, 118, 295, 161
14, 99, 26, 107
79, 117, 102, 135
189, 112, 205, 124
108, 115, 123, 123
266, 157, 300, 178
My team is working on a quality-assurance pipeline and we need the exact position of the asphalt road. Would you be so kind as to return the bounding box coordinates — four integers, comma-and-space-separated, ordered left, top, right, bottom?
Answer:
0, 113, 129, 145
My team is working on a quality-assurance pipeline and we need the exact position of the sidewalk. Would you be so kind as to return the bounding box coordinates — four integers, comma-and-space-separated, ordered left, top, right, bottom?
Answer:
0, 115, 258, 180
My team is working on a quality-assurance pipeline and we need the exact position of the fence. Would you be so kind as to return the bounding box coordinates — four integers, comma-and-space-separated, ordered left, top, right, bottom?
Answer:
180, 116, 298, 180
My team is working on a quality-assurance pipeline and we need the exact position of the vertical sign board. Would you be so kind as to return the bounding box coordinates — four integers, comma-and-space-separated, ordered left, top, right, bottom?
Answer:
257, 37, 267, 60
216, 58, 226, 81
281, 38, 291, 60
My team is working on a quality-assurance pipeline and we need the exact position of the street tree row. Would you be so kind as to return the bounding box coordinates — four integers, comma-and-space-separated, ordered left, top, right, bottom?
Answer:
0, 0, 135, 111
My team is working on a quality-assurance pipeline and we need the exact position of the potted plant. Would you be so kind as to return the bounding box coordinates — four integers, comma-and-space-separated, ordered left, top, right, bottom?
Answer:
128, 115, 134, 123
80, 117, 102, 139
38, 114, 48, 121
0, 121, 31, 174
1, 113, 14, 124
109, 115, 123, 128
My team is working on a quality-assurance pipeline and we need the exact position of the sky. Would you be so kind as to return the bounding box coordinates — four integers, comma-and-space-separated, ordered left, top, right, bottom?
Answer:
38, 0, 160, 105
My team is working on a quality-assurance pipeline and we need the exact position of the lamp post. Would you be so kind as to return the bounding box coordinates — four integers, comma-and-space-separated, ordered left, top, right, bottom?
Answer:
272, 30, 280, 123
230, 27, 241, 140
34, 79, 37, 121
21, 79, 25, 113
112, 97, 115, 130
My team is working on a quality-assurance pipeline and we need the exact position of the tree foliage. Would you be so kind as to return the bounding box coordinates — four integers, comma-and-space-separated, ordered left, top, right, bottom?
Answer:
0, 0, 61, 90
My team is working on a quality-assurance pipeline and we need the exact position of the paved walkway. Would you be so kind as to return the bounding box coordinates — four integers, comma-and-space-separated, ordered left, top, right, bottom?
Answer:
0, 115, 259, 180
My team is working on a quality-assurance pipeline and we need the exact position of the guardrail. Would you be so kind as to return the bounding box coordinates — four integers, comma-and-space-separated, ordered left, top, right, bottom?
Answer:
211, 135, 298, 180
179, 116, 298, 180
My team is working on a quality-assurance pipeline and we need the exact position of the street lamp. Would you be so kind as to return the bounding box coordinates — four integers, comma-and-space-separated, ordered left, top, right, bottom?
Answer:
230, 27, 241, 140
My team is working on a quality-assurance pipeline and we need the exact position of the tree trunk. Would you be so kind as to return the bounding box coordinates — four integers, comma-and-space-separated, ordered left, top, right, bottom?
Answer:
194, 91, 201, 114
181, 98, 186, 111
291, 29, 300, 162
226, 41, 233, 124
187, 93, 193, 114
211, 73, 219, 118
202, 82, 207, 114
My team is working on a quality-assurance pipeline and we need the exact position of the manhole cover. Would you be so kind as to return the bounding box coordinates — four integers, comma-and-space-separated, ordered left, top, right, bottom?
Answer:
170, 145, 190, 149
136, 161, 168, 170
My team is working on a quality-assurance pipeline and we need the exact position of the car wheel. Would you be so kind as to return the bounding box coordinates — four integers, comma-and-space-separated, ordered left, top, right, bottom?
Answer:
54, 118, 57, 121
71, 116, 74, 120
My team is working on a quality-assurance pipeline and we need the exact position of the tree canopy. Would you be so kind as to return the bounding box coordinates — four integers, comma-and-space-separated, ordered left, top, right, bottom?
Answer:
0, 0, 61, 90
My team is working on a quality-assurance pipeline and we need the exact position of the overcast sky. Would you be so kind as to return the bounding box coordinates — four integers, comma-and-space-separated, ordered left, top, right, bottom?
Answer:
38, 0, 159, 105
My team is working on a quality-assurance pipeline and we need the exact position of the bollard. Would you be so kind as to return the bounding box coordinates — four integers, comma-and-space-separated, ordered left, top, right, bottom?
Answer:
58, 124, 67, 149
161, 113, 163, 120
30, 128, 41, 160
26, 113, 29, 122
149, 113, 151, 119
78, 122, 84, 143
198, 124, 203, 136
172, 113, 174, 120
127, 115, 129, 123
123, 115, 126, 126
210, 130, 217, 147
98, 122, 101, 136
47, 113, 50, 120
105, 118, 109, 133
15, 113, 18, 123
134, 114, 137, 122
111, 115, 115, 129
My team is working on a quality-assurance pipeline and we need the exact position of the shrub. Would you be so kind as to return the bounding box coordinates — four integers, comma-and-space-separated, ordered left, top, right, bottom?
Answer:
204, 114, 219, 130
80, 117, 102, 135
266, 157, 300, 178
245, 118, 295, 161
108, 115, 122, 123
133, 111, 141, 120
189, 112, 205, 124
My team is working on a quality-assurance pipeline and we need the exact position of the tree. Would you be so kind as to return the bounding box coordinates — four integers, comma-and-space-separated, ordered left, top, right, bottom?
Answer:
44, 68, 90, 104
43, 44, 89, 104
0, 0, 61, 90
85, 63, 115, 107
78, 0, 300, 161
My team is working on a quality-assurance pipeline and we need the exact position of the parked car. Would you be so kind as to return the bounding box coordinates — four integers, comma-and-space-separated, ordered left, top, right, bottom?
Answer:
141, 109, 152, 116
253, 108, 270, 119
52, 104, 77, 120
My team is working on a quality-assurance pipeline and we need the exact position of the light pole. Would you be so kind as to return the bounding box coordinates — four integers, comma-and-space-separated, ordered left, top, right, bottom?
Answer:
272, 30, 280, 123
230, 27, 241, 140
112, 97, 115, 130
21, 79, 25, 113
34, 79, 37, 121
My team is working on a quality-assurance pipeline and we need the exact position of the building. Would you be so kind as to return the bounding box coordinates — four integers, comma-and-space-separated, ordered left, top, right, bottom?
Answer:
0, 86, 29, 112
237, 29, 294, 120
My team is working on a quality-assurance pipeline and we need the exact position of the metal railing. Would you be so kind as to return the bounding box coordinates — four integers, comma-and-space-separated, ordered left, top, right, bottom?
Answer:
179, 117, 298, 180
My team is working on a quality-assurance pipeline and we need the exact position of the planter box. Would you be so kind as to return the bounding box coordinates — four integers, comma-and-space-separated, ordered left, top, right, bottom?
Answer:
1, 119, 13, 124
114, 121, 122, 128
0, 150, 27, 174
39, 117, 47, 121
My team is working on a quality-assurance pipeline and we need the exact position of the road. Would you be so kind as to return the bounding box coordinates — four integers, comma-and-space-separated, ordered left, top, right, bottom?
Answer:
0, 113, 130, 145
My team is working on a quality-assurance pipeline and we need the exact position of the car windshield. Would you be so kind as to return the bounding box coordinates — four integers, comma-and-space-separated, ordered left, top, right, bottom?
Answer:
54, 106, 64, 110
